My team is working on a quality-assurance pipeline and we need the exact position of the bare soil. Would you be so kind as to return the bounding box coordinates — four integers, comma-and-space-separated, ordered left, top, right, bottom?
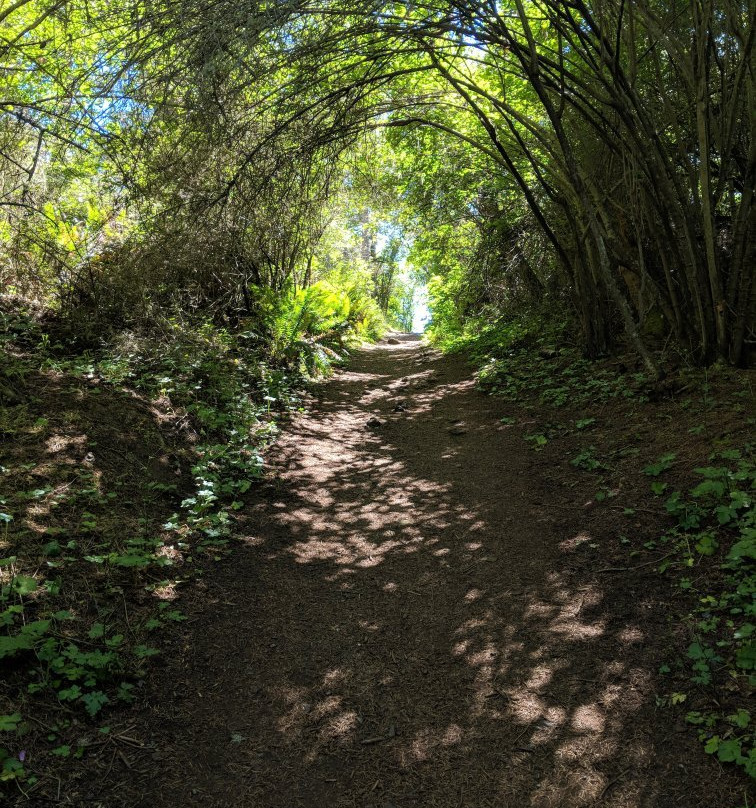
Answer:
67, 334, 748, 808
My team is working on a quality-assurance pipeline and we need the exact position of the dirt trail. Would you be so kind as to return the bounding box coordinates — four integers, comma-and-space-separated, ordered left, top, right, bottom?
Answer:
101, 335, 745, 808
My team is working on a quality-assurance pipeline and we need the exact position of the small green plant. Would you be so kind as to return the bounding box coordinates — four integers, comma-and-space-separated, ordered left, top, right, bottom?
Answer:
476, 342, 642, 407
654, 450, 755, 777
524, 433, 548, 450
0, 714, 24, 783
643, 453, 677, 476
571, 446, 604, 471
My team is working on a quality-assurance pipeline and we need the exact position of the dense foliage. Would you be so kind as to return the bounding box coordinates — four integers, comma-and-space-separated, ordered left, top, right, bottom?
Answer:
1, 0, 753, 368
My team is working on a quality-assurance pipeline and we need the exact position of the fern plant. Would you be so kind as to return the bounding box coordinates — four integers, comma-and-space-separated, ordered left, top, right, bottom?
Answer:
270, 283, 351, 371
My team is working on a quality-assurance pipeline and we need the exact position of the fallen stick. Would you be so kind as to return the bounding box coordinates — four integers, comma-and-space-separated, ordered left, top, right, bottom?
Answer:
596, 552, 674, 573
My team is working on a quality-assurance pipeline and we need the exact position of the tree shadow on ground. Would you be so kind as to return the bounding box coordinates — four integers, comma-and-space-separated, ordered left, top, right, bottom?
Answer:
106, 336, 746, 808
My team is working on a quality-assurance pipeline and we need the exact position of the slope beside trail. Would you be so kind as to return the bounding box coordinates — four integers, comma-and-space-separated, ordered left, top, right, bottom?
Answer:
97, 334, 745, 808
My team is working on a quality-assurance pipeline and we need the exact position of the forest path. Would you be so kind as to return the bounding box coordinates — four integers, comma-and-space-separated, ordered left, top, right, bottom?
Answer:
105, 335, 738, 808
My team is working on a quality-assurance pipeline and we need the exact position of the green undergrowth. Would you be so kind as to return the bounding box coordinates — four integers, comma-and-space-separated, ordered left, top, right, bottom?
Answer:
426, 308, 567, 359
449, 315, 755, 781
0, 292, 373, 791
648, 450, 756, 777
478, 347, 648, 408
433, 310, 650, 411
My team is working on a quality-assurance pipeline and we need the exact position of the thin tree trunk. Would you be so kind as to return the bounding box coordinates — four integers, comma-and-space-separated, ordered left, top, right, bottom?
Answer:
694, 0, 728, 358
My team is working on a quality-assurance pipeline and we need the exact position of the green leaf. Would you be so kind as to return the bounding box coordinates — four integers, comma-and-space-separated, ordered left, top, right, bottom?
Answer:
11, 575, 37, 595
82, 691, 109, 717
714, 505, 735, 524
745, 750, 756, 778
0, 714, 22, 732
716, 739, 743, 763
728, 709, 751, 729
23, 620, 50, 638
728, 538, 756, 561
691, 479, 726, 498
643, 453, 676, 476
694, 533, 718, 556
735, 642, 756, 670
0, 621, 50, 658
111, 554, 151, 567
88, 623, 105, 639
0, 756, 24, 781
687, 642, 707, 660
57, 685, 82, 702
117, 682, 135, 702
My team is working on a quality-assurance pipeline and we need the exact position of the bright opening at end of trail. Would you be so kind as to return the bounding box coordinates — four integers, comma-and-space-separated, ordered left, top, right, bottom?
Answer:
412, 286, 430, 334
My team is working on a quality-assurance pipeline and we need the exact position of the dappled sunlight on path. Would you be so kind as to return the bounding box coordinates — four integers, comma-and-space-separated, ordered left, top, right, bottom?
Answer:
109, 334, 738, 808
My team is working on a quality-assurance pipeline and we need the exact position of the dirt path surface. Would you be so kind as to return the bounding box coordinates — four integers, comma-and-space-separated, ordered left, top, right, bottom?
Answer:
100, 335, 746, 808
